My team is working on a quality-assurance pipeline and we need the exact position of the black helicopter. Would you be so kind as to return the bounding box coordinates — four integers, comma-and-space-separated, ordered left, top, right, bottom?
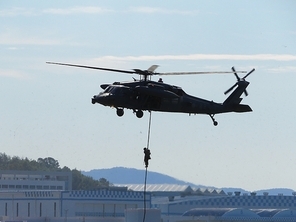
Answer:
47, 62, 255, 126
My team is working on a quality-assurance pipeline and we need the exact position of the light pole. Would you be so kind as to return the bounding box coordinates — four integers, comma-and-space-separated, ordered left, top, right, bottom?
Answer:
64, 209, 68, 222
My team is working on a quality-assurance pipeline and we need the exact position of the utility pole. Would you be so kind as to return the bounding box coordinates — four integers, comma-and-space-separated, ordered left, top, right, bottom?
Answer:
64, 209, 68, 222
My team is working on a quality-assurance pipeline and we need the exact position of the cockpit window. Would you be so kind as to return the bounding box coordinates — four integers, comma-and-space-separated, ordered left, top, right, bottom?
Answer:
104, 86, 112, 93
104, 86, 129, 94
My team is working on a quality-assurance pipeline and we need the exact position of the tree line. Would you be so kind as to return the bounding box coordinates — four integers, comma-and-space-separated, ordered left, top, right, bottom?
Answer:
0, 153, 112, 190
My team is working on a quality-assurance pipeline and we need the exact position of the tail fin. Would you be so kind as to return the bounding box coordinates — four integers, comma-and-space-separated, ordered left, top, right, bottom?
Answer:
223, 81, 252, 112
222, 67, 255, 113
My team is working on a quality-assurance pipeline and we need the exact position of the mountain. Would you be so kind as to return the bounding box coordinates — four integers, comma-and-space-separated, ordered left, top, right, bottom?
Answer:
82, 167, 208, 188
82, 167, 295, 196
221, 187, 295, 196
254, 188, 295, 196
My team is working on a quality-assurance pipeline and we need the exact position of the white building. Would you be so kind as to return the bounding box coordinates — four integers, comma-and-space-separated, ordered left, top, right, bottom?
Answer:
0, 189, 150, 221
0, 171, 296, 222
0, 170, 72, 191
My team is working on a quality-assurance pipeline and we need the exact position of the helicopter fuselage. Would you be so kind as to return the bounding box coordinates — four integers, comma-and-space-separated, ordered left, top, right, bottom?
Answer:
91, 80, 250, 119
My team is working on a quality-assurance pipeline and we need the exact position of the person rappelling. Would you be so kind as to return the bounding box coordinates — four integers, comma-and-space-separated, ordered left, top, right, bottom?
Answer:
143, 147, 151, 168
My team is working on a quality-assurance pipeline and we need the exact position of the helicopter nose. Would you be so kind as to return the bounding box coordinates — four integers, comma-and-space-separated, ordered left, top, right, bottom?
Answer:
91, 95, 97, 104
91, 94, 102, 104
91, 93, 113, 106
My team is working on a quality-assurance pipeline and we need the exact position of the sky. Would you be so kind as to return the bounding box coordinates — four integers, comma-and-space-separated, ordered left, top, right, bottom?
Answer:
1, 0, 296, 192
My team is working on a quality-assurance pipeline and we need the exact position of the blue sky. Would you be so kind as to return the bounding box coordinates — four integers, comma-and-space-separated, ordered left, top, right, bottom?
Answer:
1, 0, 296, 191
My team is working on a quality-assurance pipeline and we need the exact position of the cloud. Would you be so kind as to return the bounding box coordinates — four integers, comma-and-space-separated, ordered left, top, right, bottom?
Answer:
94, 54, 296, 62
0, 33, 61, 46
0, 6, 112, 17
129, 7, 199, 15
43, 6, 113, 15
0, 7, 36, 17
1, 6, 198, 17
267, 66, 296, 73
0, 69, 30, 79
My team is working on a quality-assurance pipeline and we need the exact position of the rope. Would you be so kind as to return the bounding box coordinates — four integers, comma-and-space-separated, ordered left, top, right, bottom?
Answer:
143, 166, 148, 222
143, 111, 152, 222
146, 111, 152, 148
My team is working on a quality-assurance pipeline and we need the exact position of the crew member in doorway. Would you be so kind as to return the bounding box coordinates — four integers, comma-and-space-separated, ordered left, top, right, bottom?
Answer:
143, 147, 151, 167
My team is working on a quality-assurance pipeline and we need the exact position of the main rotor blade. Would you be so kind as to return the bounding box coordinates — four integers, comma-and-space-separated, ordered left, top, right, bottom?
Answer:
158, 71, 247, 76
47, 62, 249, 77
147, 65, 159, 73
46, 62, 136, 74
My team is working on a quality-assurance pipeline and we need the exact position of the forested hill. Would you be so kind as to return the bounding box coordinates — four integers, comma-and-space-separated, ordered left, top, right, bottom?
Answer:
0, 153, 112, 190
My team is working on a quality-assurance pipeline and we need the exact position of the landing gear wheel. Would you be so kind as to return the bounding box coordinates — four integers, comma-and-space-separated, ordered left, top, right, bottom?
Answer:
136, 110, 144, 118
116, 108, 124, 117
209, 114, 218, 126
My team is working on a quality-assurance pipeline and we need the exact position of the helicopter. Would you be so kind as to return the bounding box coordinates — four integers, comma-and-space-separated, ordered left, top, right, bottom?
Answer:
47, 62, 255, 126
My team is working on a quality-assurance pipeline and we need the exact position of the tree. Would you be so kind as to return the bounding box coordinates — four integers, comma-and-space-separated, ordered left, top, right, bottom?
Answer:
98, 178, 112, 188
0, 153, 112, 190
37, 157, 60, 170
71, 169, 112, 190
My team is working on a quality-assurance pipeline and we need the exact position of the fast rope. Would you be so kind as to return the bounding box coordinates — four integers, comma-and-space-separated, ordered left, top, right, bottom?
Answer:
146, 111, 152, 149
143, 166, 148, 222
143, 111, 152, 222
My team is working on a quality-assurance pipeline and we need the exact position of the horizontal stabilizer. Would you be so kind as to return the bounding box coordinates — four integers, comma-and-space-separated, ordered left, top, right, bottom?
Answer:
233, 104, 252, 113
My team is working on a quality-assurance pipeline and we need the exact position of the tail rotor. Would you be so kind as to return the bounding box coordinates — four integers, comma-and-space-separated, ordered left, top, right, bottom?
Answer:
224, 67, 255, 96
